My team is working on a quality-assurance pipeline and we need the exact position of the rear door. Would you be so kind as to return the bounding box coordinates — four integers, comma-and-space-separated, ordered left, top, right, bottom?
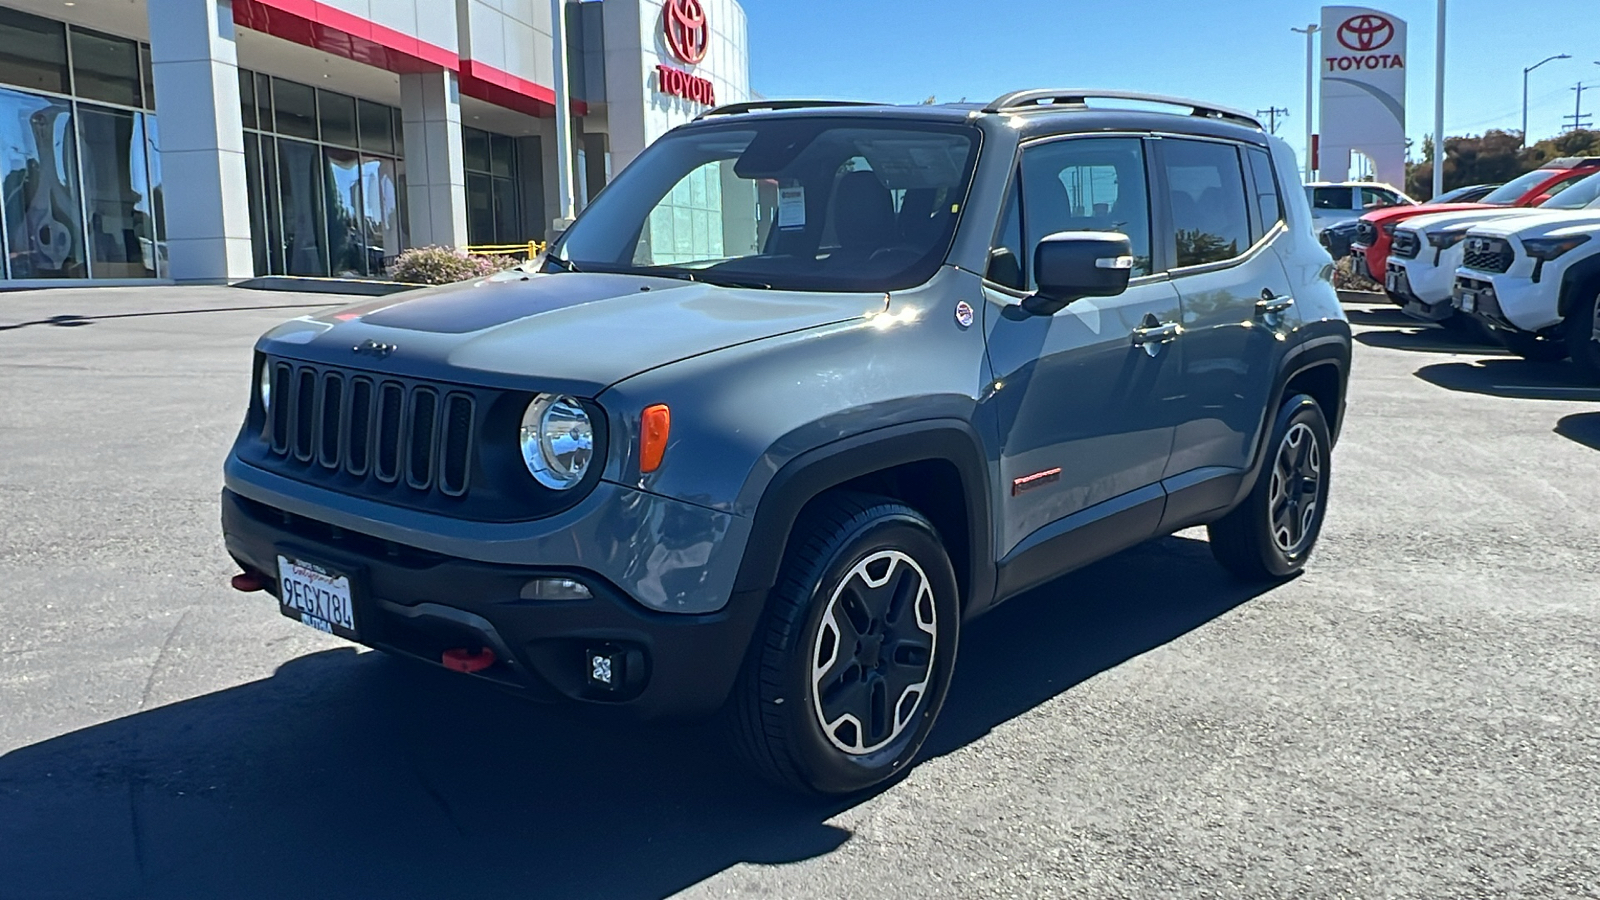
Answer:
1156, 138, 1299, 523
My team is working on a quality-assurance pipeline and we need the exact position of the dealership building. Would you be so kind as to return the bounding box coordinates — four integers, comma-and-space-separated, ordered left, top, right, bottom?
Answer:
0, 0, 749, 285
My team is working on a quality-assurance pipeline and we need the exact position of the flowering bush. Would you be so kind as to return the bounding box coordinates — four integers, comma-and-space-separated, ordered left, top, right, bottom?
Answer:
389, 246, 520, 285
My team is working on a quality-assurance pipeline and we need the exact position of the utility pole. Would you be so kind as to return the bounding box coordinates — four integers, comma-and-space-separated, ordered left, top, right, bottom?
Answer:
1563, 83, 1593, 132
1432, 0, 1446, 202
1256, 107, 1289, 135
1523, 55, 1570, 147
1292, 24, 1319, 180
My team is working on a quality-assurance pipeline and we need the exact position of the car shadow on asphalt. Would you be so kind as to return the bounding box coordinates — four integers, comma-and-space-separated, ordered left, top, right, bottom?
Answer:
1355, 328, 1502, 356
1342, 304, 1415, 328
0, 535, 1270, 900
1414, 359, 1600, 401
1556, 412, 1600, 451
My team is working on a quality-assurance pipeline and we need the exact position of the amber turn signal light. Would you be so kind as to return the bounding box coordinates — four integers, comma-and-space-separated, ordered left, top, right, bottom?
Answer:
640, 404, 671, 473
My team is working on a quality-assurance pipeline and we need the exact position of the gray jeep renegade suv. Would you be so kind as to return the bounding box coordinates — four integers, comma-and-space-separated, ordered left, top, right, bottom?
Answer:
222, 90, 1351, 795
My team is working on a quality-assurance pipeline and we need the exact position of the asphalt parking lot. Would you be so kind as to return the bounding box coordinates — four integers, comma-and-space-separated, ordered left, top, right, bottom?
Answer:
2, 286, 1598, 899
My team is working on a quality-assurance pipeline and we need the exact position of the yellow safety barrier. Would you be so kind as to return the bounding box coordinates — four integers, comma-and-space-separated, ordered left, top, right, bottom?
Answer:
465, 240, 547, 259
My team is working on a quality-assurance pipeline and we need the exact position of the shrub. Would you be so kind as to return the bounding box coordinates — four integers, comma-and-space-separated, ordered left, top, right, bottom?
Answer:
389, 246, 521, 285
1332, 254, 1383, 293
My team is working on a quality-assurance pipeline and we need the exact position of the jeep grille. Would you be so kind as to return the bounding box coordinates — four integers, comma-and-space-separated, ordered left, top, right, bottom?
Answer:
266, 361, 475, 498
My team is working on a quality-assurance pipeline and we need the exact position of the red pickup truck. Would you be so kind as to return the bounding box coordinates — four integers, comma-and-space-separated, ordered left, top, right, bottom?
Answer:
1351, 157, 1600, 284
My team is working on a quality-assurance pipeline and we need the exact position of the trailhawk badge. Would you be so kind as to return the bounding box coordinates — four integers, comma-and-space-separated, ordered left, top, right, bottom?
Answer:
955, 301, 975, 328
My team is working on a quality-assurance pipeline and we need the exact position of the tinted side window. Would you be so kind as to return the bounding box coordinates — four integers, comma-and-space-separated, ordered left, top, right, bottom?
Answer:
986, 174, 1025, 289
1246, 147, 1283, 242
1020, 137, 1151, 281
1163, 139, 1251, 268
1361, 187, 1398, 209
1311, 186, 1353, 210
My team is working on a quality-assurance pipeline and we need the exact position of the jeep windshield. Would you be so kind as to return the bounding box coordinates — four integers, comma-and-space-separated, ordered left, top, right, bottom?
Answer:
545, 118, 980, 292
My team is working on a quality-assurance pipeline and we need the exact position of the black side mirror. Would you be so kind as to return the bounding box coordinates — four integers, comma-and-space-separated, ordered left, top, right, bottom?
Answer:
1021, 232, 1135, 316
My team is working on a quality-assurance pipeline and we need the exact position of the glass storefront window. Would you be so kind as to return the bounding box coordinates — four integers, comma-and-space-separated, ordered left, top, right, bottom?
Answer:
0, 9, 67, 95
69, 28, 141, 108
255, 73, 272, 131
464, 127, 491, 173
245, 133, 268, 276
77, 105, 157, 278
358, 100, 394, 155
490, 134, 515, 177
465, 126, 521, 245
277, 139, 327, 276
0, 87, 84, 278
138, 43, 153, 109
239, 70, 256, 131
361, 155, 400, 270
319, 90, 356, 148
273, 78, 317, 141
324, 147, 365, 276
143, 114, 164, 274
466, 171, 493, 245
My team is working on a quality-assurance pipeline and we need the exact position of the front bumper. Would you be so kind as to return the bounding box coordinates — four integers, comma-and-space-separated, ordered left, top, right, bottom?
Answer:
1452, 268, 1560, 334
1388, 261, 1452, 321
221, 463, 764, 721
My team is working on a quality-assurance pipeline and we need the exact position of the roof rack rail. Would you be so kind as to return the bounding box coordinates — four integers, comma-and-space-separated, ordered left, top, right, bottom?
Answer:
982, 90, 1262, 130
696, 99, 879, 121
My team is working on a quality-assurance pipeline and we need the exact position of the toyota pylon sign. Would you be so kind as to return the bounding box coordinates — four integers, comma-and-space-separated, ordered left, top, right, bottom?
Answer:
1318, 6, 1408, 187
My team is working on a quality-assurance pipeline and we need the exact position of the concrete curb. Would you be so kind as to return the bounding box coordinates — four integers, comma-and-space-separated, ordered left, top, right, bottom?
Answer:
233, 276, 420, 297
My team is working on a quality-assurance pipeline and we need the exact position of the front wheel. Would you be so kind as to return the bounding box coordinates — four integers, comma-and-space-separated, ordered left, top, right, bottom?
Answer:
727, 493, 960, 795
1208, 395, 1333, 582
1498, 330, 1568, 363
1560, 287, 1600, 383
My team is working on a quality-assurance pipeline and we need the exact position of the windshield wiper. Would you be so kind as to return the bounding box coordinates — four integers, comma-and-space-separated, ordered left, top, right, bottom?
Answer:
640, 267, 772, 290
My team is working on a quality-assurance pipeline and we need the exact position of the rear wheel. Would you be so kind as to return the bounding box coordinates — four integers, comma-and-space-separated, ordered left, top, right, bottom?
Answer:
1560, 287, 1600, 383
727, 493, 960, 795
1208, 395, 1332, 582
1498, 330, 1568, 363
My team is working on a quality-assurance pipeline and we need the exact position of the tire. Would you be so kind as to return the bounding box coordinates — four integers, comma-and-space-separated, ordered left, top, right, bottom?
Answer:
1208, 394, 1333, 583
727, 492, 960, 796
1498, 330, 1568, 363
1559, 287, 1600, 383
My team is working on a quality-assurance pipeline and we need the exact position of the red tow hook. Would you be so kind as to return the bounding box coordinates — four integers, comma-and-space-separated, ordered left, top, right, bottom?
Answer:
231, 571, 268, 593
442, 648, 497, 674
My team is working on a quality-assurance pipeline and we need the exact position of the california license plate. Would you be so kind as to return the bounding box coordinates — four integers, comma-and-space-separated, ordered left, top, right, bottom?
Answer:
1459, 291, 1478, 313
277, 555, 357, 639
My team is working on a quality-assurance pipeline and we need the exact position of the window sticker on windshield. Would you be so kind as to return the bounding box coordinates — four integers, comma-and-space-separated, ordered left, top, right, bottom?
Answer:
778, 186, 806, 229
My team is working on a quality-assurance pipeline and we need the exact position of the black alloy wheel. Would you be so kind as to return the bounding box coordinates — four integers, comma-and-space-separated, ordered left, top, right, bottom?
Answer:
727, 493, 960, 796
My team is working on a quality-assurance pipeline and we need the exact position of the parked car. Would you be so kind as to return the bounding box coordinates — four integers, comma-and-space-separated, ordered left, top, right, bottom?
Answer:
1387, 171, 1600, 332
1306, 181, 1415, 230
1454, 209, 1600, 379
220, 90, 1351, 795
1352, 158, 1600, 284
1320, 219, 1361, 259
1430, 183, 1502, 204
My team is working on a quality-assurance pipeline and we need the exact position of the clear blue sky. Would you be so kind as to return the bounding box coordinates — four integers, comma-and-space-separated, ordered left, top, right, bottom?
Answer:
748, 1, 1600, 166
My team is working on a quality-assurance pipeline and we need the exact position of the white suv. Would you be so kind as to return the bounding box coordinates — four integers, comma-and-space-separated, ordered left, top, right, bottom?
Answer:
1453, 212, 1600, 379
1390, 172, 1600, 331
1305, 181, 1414, 229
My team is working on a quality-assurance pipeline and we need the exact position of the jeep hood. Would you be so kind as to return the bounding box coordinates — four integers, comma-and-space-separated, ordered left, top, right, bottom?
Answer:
256, 270, 888, 395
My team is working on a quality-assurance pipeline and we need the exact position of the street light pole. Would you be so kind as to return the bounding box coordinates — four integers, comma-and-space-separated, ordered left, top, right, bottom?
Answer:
1292, 24, 1320, 181
1523, 54, 1572, 147
1432, 0, 1446, 201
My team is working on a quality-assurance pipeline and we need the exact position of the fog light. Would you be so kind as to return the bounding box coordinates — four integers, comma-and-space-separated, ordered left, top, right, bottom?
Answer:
587, 645, 627, 692
519, 577, 593, 601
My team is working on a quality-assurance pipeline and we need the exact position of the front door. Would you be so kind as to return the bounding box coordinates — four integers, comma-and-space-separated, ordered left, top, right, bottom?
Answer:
981, 136, 1183, 560
1157, 139, 1299, 483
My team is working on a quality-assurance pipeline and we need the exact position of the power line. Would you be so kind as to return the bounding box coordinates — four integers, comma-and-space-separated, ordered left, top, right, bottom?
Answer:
1255, 107, 1289, 135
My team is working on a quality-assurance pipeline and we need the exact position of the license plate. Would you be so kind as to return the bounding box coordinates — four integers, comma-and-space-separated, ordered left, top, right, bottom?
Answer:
277, 555, 357, 639
1459, 292, 1478, 313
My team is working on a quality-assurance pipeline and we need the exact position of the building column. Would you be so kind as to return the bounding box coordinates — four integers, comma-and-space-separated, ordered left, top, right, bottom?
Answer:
146, 0, 254, 283
399, 70, 469, 249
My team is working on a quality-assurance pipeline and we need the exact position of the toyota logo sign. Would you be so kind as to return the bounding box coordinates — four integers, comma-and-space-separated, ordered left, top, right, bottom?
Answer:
664, 0, 708, 66
1337, 14, 1395, 52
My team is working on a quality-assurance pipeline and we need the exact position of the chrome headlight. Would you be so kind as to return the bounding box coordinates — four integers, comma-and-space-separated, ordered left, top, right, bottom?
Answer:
519, 394, 595, 490
258, 360, 272, 410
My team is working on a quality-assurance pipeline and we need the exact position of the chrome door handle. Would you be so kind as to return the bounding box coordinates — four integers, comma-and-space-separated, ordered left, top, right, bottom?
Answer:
1131, 322, 1183, 345
1257, 292, 1295, 315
